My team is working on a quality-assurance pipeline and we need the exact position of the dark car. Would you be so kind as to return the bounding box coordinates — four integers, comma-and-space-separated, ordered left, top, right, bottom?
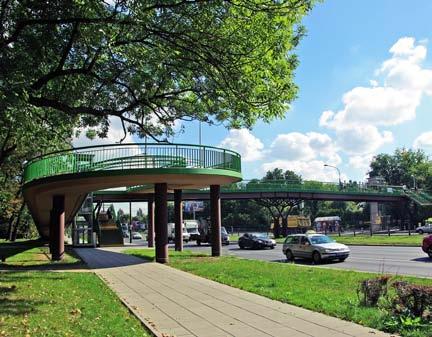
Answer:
238, 233, 276, 249
422, 235, 432, 258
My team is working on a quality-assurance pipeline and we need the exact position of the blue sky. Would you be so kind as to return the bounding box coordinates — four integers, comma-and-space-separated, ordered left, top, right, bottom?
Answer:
75, 0, 432, 184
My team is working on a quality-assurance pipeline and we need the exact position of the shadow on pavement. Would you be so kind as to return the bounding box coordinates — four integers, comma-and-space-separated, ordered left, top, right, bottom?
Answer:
75, 248, 149, 269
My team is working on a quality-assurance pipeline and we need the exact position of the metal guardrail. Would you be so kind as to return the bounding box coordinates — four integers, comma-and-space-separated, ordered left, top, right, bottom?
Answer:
184, 180, 408, 196
23, 143, 241, 184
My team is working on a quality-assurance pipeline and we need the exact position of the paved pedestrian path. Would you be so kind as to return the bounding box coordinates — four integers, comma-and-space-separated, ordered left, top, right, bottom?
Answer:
75, 248, 393, 337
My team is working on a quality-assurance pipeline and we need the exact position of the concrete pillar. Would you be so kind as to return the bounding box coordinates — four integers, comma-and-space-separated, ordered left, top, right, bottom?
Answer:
50, 195, 65, 261
174, 189, 183, 251
147, 198, 155, 248
370, 202, 380, 232
155, 183, 168, 263
210, 185, 221, 257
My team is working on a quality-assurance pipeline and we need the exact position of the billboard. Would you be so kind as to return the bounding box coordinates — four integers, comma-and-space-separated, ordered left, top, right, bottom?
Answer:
184, 201, 204, 213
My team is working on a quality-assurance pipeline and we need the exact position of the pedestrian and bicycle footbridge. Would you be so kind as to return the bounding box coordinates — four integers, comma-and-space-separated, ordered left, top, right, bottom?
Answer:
22, 143, 432, 262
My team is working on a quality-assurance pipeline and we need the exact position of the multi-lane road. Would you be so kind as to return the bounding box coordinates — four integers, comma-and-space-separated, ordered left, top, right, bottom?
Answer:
184, 243, 432, 278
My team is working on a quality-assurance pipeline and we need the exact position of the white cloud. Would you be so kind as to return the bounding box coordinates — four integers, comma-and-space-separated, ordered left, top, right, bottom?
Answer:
72, 117, 135, 147
269, 132, 341, 165
413, 131, 432, 151
320, 37, 432, 156
348, 155, 374, 171
219, 129, 264, 162
336, 126, 393, 155
261, 160, 347, 182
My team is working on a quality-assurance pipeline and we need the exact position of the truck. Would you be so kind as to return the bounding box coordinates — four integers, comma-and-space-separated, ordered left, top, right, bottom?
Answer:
183, 219, 200, 241
167, 222, 190, 242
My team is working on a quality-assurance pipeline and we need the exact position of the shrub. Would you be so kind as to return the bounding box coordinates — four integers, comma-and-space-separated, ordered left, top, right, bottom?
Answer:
391, 281, 432, 320
357, 275, 392, 306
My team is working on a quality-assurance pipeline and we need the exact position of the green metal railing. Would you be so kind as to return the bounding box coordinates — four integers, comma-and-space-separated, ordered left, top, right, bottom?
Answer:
185, 180, 407, 196
23, 143, 241, 184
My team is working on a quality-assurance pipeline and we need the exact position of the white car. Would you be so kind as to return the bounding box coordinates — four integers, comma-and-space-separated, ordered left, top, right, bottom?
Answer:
132, 232, 143, 240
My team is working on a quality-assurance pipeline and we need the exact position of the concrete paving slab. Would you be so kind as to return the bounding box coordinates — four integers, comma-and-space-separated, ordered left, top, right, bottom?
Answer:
75, 248, 395, 337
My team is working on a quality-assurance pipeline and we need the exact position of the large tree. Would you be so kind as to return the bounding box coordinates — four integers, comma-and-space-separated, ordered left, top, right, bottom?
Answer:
0, 0, 316, 239
1, 0, 315, 148
369, 148, 432, 226
254, 168, 302, 237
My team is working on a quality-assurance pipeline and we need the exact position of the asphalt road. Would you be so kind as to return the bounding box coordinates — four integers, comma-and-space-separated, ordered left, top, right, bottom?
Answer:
181, 243, 432, 278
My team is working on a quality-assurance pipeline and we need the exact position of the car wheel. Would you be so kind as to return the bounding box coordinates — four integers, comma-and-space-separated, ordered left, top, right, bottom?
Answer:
312, 251, 322, 264
239, 242, 244, 249
418, 229, 424, 234
285, 249, 294, 262
428, 248, 432, 259
339, 258, 347, 262
270, 246, 275, 249
197, 239, 201, 246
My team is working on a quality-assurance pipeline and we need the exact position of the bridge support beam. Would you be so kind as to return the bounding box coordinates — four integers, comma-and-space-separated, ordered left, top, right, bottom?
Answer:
50, 195, 65, 261
147, 198, 155, 248
155, 183, 168, 263
174, 189, 183, 251
210, 185, 221, 257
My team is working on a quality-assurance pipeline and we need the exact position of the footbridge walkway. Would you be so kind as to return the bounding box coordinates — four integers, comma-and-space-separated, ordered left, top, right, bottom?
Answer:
95, 180, 432, 205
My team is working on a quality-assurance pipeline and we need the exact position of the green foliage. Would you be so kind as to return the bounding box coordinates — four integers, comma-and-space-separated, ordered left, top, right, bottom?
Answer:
1, 0, 317, 238
1, 0, 316, 141
369, 148, 432, 224
370, 149, 431, 190
355, 276, 432, 336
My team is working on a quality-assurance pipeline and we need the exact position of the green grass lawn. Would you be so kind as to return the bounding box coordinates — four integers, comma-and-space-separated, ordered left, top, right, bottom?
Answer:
0, 241, 82, 269
274, 234, 424, 246
329, 234, 424, 246
125, 249, 432, 337
0, 272, 152, 337
0, 243, 152, 337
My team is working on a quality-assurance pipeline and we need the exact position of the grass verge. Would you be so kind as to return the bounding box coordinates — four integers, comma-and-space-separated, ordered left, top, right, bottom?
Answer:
125, 248, 432, 337
0, 272, 152, 337
1, 243, 151, 336
273, 234, 424, 246
0, 241, 82, 269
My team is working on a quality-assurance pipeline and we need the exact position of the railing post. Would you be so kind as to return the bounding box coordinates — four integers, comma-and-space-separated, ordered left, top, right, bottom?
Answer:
203, 146, 206, 168
223, 149, 226, 169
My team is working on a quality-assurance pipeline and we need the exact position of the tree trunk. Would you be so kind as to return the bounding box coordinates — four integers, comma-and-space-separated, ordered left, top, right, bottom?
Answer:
273, 216, 281, 238
10, 202, 25, 241
281, 217, 288, 237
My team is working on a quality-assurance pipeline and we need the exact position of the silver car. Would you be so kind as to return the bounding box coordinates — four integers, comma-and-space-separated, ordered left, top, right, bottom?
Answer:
416, 224, 432, 234
282, 234, 350, 264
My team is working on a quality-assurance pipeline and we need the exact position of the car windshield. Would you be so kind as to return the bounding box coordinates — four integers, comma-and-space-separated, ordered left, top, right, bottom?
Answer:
309, 235, 334, 244
252, 233, 269, 239
221, 227, 228, 235
186, 228, 197, 233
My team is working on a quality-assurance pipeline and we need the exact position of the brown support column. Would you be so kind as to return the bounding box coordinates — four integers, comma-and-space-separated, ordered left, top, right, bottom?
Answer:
210, 185, 221, 257
147, 198, 155, 248
155, 183, 168, 263
174, 189, 183, 251
50, 195, 65, 261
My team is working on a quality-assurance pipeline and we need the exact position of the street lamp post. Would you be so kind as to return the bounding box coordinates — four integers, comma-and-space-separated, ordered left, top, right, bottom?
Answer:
324, 164, 342, 190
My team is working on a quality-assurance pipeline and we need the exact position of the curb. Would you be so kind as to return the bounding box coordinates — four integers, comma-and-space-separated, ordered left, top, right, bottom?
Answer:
344, 244, 419, 247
